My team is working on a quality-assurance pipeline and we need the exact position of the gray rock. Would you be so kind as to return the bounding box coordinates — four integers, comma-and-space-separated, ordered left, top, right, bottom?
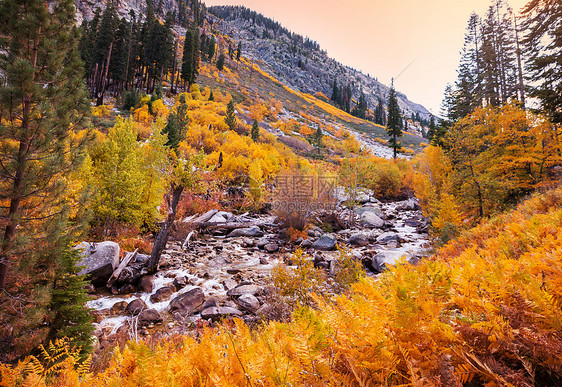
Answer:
222, 278, 238, 291
138, 275, 154, 293
357, 205, 386, 220
201, 306, 243, 321
348, 233, 369, 247
150, 285, 176, 303
376, 232, 399, 245
135, 253, 149, 264
224, 300, 237, 308
237, 294, 260, 313
126, 298, 147, 316
259, 257, 269, 265
173, 276, 188, 290
371, 254, 388, 274
201, 297, 218, 310
208, 211, 233, 223
227, 226, 264, 238
169, 287, 205, 314
311, 235, 337, 251
360, 212, 385, 229
301, 239, 313, 248
396, 198, 420, 211
227, 284, 261, 297
76, 241, 120, 286
264, 243, 279, 253
137, 309, 162, 327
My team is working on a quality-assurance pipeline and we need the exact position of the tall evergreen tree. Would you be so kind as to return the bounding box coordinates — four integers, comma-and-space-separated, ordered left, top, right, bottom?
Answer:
386, 82, 403, 158
216, 52, 225, 71
207, 35, 216, 62
522, 0, 562, 125
0, 0, 92, 358
251, 119, 259, 141
225, 99, 237, 131
181, 27, 200, 89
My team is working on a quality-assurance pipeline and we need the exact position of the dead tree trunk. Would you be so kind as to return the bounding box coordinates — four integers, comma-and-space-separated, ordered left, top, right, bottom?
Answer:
147, 184, 184, 273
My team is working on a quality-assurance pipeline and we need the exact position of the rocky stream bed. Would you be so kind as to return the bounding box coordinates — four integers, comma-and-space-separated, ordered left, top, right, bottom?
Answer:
81, 195, 431, 344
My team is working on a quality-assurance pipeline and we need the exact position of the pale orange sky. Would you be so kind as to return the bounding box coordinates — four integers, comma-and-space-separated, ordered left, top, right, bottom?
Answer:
204, 0, 529, 114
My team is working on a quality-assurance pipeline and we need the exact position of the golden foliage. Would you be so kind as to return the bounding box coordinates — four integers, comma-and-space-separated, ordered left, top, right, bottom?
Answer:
7, 187, 562, 386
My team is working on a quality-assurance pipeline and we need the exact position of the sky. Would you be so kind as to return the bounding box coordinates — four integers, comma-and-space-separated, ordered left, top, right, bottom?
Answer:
204, 0, 529, 114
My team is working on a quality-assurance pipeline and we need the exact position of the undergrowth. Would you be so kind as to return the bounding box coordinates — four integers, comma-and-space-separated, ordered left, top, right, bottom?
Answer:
2, 188, 562, 386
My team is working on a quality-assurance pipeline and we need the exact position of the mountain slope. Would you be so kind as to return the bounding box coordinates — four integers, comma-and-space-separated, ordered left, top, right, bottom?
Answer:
208, 5, 431, 124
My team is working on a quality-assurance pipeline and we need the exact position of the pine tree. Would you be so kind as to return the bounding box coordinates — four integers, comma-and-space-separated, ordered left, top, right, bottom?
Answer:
228, 42, 234, 59
236, 41, 242, 61
207, 35, 216, 62
521, 0, 562, 125
47, 245, 94, 358
217, 52, 225, 70
0, 0, 91, 358
177, 94, 189, 141
251, 119, 260, 141
163, 113, 180, 149
181, 27, 200, 89
225, 99, 237, 130
386, 82, 403, 158
209, 90, 214, 101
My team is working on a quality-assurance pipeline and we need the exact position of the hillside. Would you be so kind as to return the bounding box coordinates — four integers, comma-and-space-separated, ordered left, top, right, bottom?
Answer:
73, 0, 431, 139
208, 6, 430, 123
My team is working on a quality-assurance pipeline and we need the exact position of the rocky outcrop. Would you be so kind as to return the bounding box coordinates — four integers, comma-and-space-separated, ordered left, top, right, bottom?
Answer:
76, 241, 120, 287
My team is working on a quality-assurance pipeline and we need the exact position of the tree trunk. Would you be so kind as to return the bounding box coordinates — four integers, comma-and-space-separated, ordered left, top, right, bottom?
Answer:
147, 185, 184, 273
96, 43, 112, 106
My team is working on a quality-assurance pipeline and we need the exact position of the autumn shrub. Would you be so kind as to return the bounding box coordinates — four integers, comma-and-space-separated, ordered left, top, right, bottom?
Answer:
271, 249, 325, 307
331, 247, 365, 293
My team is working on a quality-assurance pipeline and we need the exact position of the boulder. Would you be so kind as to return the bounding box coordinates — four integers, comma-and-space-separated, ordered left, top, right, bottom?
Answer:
201, 306, 243, 321
137, 309, 162, 327
222, 278, 238, 291
376, 232, 399, 245
110, 301, 128, 316
237, 294, 260, 313
149, 285, 176, 303
173, 276, 188, 290
360, 212, 385, 229
138, 275, 154, 293
227, 284, 261, 297
311, 235, 337, 251
76, 241, 120, 286
264, 243, 279, 253
201, 297, 218, 310
396, 199, 420, 211
348, 233, 369, 247
169, 287, 205, 314
301, 239, 313, 248
227, 226, 264, 238
357, 205, 386, 220
126, 298, 147, 316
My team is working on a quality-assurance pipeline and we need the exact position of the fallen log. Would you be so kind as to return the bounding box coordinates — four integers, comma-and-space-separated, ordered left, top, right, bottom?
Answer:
107, 248, 138, 288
